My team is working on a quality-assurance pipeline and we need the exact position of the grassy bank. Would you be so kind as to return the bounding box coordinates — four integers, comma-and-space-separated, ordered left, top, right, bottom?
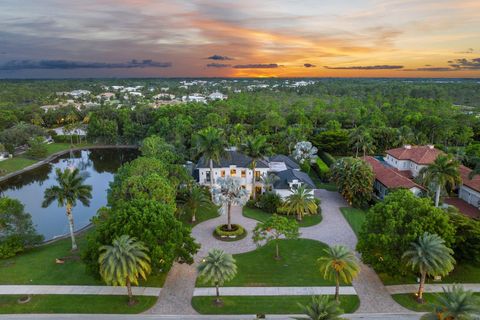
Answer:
243, 207, 322, 228
0, 230, 166, 287
0, 295, 157, 314
197, 239, 337, 287
192, 295, 359, 314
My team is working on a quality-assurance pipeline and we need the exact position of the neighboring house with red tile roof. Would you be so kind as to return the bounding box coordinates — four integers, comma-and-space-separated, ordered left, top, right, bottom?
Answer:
458, 165, 480, 209
385, 145, 444, 177
363, 156, 425, 200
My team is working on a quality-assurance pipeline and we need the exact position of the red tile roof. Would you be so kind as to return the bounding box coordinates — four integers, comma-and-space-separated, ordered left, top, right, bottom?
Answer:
363, 156, 425, 190
386, 145, 443, 164
459, 165, 480, 193
444, 197, 480, 219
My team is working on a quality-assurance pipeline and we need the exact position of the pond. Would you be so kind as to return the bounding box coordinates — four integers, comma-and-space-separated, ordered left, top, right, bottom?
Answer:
0, 148, 139, 240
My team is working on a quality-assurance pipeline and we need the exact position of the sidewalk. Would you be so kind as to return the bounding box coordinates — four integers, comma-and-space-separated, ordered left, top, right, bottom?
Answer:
386, 283, 480, 294
193, 286, 357, 296
0, 285, 161, 296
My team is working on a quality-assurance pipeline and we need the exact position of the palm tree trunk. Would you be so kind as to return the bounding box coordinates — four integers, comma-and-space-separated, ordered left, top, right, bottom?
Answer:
417, 271, 426, 303
335, 271, 340, 302
275, 241, 280, 260
251, 161, 257, 200
209, 158, 214, 201
126, 277, 134, 305
435, 185, 441, 207
355, 146, 359, 158
66, 204, 77, 251
191, 208, 196, 223
227, 202, 232, 231
215, 281, 221, 304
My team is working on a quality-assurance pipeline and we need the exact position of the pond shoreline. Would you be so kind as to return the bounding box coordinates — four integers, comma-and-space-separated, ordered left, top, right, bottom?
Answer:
0, 144, 137, 184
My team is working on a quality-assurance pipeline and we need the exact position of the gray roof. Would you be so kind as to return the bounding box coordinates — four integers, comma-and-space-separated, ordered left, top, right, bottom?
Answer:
196, 150, 269, 169
273, 169, 316, 190
269, 154, 300, 170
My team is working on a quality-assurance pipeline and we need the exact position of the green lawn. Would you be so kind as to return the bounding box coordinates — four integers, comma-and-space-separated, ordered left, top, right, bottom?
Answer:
380, 262, 480, 285
179, 205, 220, 226
392, 293, 480, 312
0, 295, 157, 314
340, 207, 367, 237
0, 142, 93, 176
243, 207, 322, 228
197, 239, 337, 287
0, 231, 166, 287
192, 295, 360, 314
317, 182, 338, 191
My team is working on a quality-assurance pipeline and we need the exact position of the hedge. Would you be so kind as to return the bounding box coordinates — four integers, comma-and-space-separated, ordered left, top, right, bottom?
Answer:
214, 224, 245, 237
319, 151, 335, 167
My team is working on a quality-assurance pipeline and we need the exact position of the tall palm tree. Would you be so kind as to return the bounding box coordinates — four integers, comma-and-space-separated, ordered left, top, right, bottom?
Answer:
349, 127, 365, 158
294, 295, 345, 320
403, 233, 455, 303
197, 249, 237, 304
212, 176, 249, 230
422, 285, 480, 320
317, 245, 360, 302
419, 155, 461, 207
42, 168, 92, 250
194, 127, 228, 196
240, 135, 269, 200
177, 184, 215, 223
283, 185, 317, 221
98, 235, 151, 305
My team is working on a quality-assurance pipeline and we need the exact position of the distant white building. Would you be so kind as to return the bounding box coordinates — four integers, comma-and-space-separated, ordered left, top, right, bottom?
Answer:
69, 90, 91, 98
96, 92, 115, 100
208, 92, 227, 100
182, 94, 206, 103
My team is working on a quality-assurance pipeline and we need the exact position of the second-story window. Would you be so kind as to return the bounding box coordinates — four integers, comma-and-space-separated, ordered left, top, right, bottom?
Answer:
241, 170, 246, 178
221, 170, 226, 177
230, 169, 236, 176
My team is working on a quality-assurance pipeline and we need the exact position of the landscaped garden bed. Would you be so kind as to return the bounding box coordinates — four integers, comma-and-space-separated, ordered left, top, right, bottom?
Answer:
243, 207, 322, 228
191, 295, 359, 314
0, 294, 157, 314
213, 224, 247, 241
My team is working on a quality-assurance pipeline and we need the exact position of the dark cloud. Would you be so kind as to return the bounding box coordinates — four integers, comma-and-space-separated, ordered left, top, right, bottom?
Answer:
449, 57, 480, 70
207, 54, 233, 61
424, 64, 431, 67
304, 63, 316, 68
233, 63, 278, 69
206, 63, 231, 68
403, 67, 455, 72
324, 65, 403, 70
0, 59, 172, 70
455, 48, 474, 54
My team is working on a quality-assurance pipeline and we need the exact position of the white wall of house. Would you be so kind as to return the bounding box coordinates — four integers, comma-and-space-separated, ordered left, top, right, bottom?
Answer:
198, 166, 269, 193
384, 155, 426, 177
459, 185, 480, 208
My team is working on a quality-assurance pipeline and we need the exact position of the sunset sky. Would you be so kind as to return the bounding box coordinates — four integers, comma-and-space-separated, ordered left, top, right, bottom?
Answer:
0, 0, 479, 78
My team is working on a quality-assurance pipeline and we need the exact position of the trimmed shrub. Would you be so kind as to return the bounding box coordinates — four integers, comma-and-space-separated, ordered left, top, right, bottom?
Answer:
313, 158, 331, 181
257, 192, 283, 213
52, 134, 82, 143
214, 224, 245, 237
319, 151, 335, 167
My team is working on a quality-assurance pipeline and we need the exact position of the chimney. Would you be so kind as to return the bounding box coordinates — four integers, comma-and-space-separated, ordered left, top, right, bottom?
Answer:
427, 144, 434, 149
404, 144, 411, 149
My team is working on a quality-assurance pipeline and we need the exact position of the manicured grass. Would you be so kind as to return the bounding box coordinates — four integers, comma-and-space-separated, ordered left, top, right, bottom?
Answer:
197, 239, 336, 287
0, 295, 157, 314
392, 293, 480, 312
0, 231, 166, 287
179, 205, 220, 226
243, 207, 322, 228
340, 207, 366, 237
0, 158, 37, 175
0, 142, 93, 176
317, 182, 338, 191
380, 262, 480, 285
192, 295, 360, 314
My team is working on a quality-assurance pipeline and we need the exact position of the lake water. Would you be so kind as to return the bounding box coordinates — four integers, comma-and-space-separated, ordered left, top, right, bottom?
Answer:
0, 148, 138, 240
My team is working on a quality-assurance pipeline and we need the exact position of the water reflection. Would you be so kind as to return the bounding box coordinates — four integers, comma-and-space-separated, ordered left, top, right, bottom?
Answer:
0, 148, 138, 240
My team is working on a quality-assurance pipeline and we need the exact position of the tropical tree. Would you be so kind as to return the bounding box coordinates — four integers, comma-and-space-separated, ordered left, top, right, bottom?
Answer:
317, 245, 360, 302
282, 185, 317, 221
260, 172, 279, 192
197, 249, 237, 304
42, 168, 92, 250
421, 285, 480, 320
403, 233, 455, 303
252, 214, 300, 260
98, 235, 151, 305
331, 157, 374, 208
292, 141, 318, 165
194, 127, 228, 196
240, 135, 270, 200
212, 176, 249, 230
294, 295, 345, 320
177, 184, 215, 223
419, 154, 461, 207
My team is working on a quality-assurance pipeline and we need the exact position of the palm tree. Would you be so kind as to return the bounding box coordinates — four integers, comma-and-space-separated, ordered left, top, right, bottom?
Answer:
42, 168, 92, 250
194, 127, 228, 196
99, 235, 151, 305
240, 135, 269, 200
422, 285, 480, 320
260, 172, 279, 192
197, 249, 237, 304
317, 245, 360, 302
419, 155, 461, 207
403, 233, 455, 303
212, 176, 249, 230
177, 184, 215, 223
283, 185, 317, 221
294, 295, 345, 320
349, 127, 365, 158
